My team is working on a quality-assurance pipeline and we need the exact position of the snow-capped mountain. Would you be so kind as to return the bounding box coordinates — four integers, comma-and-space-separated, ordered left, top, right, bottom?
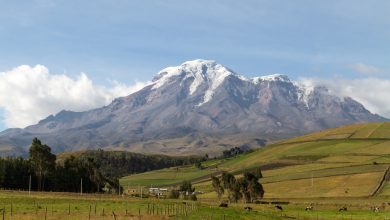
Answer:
0, 59, 387, 156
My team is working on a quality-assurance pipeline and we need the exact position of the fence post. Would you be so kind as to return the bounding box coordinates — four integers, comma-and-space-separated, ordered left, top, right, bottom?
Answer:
45, 206, 47, 220
68, 203, 70, 215
2, 207, 5, 220
89, 205, 91, 220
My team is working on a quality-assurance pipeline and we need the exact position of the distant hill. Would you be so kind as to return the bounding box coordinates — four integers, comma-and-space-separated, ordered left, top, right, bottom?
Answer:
121, 122, 390, 198
0, 60, 387, 156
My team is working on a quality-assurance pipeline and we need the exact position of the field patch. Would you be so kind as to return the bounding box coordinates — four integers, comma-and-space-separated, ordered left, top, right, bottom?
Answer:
263, 172, 384, 198
369, 123, 390, 139
120, 165, 211, 187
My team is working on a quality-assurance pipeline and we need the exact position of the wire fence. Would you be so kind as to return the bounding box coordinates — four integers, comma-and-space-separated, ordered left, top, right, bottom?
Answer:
0, 202, 389, 220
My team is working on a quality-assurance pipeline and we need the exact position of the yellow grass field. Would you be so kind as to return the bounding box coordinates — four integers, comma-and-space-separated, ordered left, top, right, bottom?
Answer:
121, 122, 390, 200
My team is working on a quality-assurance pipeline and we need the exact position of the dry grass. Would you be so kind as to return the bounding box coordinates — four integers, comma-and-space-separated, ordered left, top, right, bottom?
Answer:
263, 172, 384, 198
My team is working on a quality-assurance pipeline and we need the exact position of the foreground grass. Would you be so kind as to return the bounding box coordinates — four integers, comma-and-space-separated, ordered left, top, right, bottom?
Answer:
0, 191, 390, 220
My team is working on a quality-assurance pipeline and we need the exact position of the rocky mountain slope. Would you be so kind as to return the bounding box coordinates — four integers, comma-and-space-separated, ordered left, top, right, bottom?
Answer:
0, 59, 387, 156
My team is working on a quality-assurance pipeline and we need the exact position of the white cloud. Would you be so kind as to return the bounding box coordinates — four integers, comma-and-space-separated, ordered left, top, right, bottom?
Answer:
0, 65, 150, 128
298, 77, 390, 119
347, 63, 381, 75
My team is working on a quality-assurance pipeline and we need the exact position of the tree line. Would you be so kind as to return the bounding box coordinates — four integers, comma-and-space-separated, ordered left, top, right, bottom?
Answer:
221, 147, 253, 159
66, 150, 205, 179
0, 138, 206, 193
0, 138, 120, 193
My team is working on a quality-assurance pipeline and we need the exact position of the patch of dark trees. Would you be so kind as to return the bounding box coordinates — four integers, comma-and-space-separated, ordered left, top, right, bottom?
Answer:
0, 138, 206, 193
67, 150, 204, 179
221, 146, 253, 158
211, 168, 264, 203
0, 138, 120, 193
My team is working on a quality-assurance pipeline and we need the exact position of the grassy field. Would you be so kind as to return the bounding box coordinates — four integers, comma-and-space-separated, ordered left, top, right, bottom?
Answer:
2, 123, 390, 219
120, 122, 390, 200
120, 165, 213, 187
1, 190, 390, 220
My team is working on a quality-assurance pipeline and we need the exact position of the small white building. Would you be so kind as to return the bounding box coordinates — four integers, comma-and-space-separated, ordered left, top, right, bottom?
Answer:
149, 188, 168, 196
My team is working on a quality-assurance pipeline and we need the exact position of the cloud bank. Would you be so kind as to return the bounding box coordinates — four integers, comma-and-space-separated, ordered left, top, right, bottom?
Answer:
0, 65, 149, 128
298, 77, 390, 119
347, 63, 381, 75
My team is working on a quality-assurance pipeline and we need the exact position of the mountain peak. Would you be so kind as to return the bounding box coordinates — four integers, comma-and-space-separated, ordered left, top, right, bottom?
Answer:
154, 59, 230, 80
152, 59, 235, 99
181, 59, 217, 67
251, 74, 291, 84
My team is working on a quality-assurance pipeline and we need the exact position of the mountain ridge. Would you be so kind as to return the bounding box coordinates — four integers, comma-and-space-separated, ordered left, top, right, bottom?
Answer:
0, 59, 387, 156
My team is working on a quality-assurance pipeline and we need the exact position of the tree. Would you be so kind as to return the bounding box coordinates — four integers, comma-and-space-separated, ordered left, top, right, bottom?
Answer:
169, 189, 180, 199
248, 179, 264, 201
180, 180, 194, 193
238, 177, 250, 203
229, 181, 242, 203
211, 176, 224, 201
190, 194, 197, 201
252, 167, 263, 179
216, 170, 264, 203
0, 157, 32, 190
240, 172, 264, 203
221, 172, 241, 203
195, 162, 203, 170
29, 138, 56, 191
221, 172, 236, 189
180, 180, 195, 199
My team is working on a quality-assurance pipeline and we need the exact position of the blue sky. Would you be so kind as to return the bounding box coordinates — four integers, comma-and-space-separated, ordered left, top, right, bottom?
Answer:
0, 0, 389, 131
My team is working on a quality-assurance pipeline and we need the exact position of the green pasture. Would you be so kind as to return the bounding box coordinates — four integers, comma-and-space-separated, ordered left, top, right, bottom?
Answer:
0, 191, 390, 220
120, 165, 212, 187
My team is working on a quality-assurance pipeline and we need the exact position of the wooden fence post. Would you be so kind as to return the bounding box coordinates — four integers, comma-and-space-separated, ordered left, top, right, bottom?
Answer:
44, 206, 47, 220
89, 205, 91, 220
112, 211, 117, 220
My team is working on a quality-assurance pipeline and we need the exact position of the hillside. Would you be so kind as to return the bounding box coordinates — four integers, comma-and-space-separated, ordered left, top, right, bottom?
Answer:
120, 122, 390, 198
0, 60, 387, 156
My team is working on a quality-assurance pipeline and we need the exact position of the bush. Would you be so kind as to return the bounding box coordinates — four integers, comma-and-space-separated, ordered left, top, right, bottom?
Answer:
190, 194, 197, 201
169, 189, 180, 199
